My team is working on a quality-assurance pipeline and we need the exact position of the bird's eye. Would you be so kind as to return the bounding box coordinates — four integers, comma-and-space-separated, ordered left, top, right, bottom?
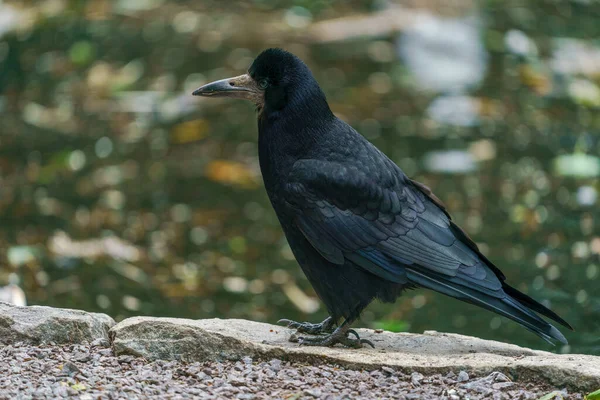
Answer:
258, 79, 269, 90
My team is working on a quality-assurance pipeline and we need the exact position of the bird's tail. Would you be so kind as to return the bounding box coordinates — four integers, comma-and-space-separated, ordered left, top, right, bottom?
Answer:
406, 269, 571, 345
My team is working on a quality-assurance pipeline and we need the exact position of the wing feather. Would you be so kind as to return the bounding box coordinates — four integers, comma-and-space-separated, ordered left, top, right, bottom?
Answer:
286, 160, 496, 294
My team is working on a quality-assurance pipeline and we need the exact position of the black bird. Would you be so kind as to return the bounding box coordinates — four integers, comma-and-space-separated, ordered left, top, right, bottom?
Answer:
192, 48, 572, 348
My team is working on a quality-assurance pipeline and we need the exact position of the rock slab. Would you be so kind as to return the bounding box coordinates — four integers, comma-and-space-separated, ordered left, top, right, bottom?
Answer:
111, 317, 600, 392
0, 302, 115, 345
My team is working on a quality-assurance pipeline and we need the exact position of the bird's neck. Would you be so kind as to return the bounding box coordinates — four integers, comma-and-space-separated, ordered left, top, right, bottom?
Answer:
257, 97, 335, 191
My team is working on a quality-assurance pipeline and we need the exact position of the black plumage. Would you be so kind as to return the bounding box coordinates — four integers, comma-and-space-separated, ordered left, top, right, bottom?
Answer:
193, 48, 572, 347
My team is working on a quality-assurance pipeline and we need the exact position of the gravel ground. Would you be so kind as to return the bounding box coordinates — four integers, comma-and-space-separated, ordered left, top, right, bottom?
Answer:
0, 341, 582, 400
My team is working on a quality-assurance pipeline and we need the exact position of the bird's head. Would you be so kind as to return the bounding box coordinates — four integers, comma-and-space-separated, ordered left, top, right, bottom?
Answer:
193, 48, 330, 117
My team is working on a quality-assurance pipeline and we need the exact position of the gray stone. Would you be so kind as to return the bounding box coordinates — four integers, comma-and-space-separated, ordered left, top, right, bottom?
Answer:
110, 317, 600, 392
0, 302, 115, 345
457, 370, 469, 382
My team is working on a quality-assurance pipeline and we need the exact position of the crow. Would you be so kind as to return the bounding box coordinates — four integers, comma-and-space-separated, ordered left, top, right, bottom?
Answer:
192, 48, 572, 348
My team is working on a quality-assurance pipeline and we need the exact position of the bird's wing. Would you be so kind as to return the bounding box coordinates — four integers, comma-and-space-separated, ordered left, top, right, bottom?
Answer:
285, 159, 501, 293
285, 158, 570, 343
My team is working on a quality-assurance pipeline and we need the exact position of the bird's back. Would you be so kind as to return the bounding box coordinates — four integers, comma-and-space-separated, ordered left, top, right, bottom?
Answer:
261, 116, 404, 192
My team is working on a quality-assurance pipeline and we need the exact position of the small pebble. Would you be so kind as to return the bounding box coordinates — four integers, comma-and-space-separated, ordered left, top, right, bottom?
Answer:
90, 338, 110, 348
269, 359, 282, 372
492, 381, 514, 390
457, 370, 469, 382
410, 372, 424, 386
72, 353, 92, 363
381, 366, 395, 375
61, 361, 81, 377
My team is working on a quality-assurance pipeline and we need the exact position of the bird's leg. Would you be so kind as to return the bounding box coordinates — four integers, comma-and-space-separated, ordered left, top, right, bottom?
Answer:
278, 316, 336, 335
291, 319, 374, 349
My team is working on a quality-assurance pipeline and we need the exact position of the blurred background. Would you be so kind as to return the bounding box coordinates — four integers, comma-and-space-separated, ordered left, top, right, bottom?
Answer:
0, 0, 599, 355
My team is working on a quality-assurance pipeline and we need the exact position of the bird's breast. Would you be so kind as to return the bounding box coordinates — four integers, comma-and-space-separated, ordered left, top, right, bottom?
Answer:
257, 128, 300, 192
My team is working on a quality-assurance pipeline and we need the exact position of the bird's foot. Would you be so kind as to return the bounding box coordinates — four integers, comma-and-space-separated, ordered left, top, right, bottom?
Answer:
278, 316, 335, 335
290, 325, 374, 349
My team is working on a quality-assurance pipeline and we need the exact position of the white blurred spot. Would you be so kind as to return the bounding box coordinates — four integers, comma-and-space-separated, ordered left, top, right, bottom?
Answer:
95, 137, 113, 158
576, 186, 597, 206
283, 282, 319, 314
505, 30, 538, 56
271, 269, 289, 285
49, 231, 141, 262
285, 6, 312, 29
423, 150, 477, 174
96, 294, 111, 309
551, 38, 600, 77
546, 265, 561, 281
427, 95, 480, 127
0, 274, 26, 306
171, 203, 191, 223
0, 3, 21, 37
576, 290, 588, 304
223, 276, 248, 293
586, 264, 598, 279
469, 139, 496, 162
568, 79, 600, 107
8, 246, 40, 266
280, 243, 295, 261
411, 294, 427, 309
190, 227, 209, 245
114, 0, 164, 14
553, 154, 600, 177
397, 14, 488, 93
68, 150, 86, 171
173, 11, 200, 34
122, 295, 141, 311
248, 279, 265, 294
572, 241, 590, 259
535, 252, 549, 269
101, 190, 125, 210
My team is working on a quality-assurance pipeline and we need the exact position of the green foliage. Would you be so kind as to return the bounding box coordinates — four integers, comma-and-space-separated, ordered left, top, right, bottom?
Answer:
373, 320, 408, 333
537, 391, 564, 400
586, 389, 600, 400
69, 41, 95, 66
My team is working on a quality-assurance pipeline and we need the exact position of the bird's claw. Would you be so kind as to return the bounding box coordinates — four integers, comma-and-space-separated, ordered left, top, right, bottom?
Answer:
348, 329, 359, 339
278, 317, 335, 335
297, 335, 374, 349
295, 329, 374, 349
277, 319, 323, 335
279, 317, 372, 348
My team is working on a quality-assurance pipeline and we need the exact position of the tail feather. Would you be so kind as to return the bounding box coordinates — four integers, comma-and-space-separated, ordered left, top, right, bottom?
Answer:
500, 295, 567, 345
406, 269, 568, 345
502, 283, 573, 330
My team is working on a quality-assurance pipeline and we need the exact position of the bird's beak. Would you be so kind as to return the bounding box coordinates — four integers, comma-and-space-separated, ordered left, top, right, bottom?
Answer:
192, 74, 260, 101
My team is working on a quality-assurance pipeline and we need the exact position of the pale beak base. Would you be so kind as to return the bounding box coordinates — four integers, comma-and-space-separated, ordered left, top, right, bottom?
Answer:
192, 74, 261, 104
